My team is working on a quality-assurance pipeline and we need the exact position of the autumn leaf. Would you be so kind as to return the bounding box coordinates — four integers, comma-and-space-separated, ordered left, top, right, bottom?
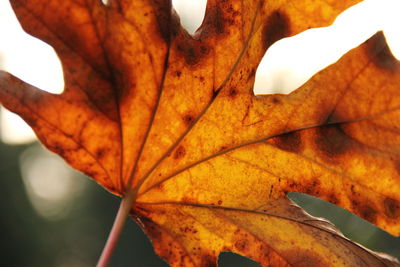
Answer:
1, 0, 400, 266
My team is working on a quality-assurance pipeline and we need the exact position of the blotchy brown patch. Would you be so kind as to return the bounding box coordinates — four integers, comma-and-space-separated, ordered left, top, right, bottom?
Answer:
201, 254, 217, 267
327, 193, 340, 205
281, 249, 328, 267
234, 239, 249, 251
365, 32, 399, 71
200, 4, 225, 35
351, 199, 378, 223
231, 229, 251, 253
229, 87, 238, 97
179, 225, 198, 234
175, 31, 211, 66
95, 147, 106, 159
271, 96, 281, 104
174, 145, 186, 159
212, 5, 225, 35
271, 131, 302, 153
263, 11, 291, 51
183, 113, 195, 125
152, 0, 175, 43
314, 124, 351, 158
383, 197, 400, 219
302, 180, 321, 196
361, 205, 378, 224
201, 1, 239, 37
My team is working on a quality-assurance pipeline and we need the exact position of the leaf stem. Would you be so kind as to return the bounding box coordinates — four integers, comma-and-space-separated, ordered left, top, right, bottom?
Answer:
97, 190, 135, 267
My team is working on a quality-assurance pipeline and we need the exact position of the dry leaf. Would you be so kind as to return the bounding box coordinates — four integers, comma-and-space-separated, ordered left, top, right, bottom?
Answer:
1, 0, 399, 266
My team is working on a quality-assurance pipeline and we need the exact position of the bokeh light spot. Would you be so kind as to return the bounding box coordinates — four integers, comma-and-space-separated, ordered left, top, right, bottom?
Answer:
19, 145, 87, 220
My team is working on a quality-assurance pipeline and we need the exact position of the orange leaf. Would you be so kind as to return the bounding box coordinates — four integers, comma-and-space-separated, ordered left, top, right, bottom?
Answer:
1, 0, 399, 266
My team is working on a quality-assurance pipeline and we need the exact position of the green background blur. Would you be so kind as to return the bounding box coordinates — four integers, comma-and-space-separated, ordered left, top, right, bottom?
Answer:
0, 141, 399, 267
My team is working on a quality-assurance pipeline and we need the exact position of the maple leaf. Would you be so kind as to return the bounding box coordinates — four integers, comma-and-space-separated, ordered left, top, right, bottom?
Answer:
1, 0, 400, 266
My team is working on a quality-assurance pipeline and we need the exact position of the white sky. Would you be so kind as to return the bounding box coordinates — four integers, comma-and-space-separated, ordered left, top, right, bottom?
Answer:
0, 0, 399, 144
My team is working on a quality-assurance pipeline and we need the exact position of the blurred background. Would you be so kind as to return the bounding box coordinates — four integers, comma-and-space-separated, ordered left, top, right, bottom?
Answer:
0, 0, 400, 266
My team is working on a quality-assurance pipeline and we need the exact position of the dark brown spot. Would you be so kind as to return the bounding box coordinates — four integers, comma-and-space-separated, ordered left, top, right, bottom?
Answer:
315, 123, 351, 157
360, 205, 378, 223
201, 1, 241, 39
175, 70, 182, 77
271, 96, 281, 104
200, 46, 208, 53
213, 7, 225, 34
95, 148, 106, 159
263, 11, 291, 51
217, 200, 223, 205
199, 76, 205, 82
327, 194, 340, 205
183, 114, 195, 125
179, 226, 198, 234
365, 32, 399, 71
384, 197, 400, 219
175, 37, 210, 66
350, 185, 356, 194
272, 131, 302, 153
229, 88, 238, 97
303, 180, 321, 195
174, 145, 186, 159
219, 146, 228, 151
234, 239, 248, 251
351, 199, 377, 223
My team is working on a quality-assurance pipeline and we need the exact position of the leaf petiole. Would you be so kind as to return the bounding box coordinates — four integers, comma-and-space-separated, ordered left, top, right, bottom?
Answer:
97, 190, 135, 267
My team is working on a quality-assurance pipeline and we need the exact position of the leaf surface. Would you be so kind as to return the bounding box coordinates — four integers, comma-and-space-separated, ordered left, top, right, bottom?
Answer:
1, 0, 399, 266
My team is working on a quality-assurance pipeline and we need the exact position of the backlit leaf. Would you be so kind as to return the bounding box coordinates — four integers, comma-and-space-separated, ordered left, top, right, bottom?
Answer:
1, 0, 399, 266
